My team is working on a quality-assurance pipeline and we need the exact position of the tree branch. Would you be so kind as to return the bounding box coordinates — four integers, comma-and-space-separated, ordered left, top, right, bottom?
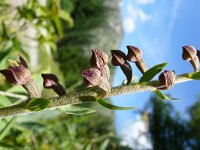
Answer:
0, 73, 193, 119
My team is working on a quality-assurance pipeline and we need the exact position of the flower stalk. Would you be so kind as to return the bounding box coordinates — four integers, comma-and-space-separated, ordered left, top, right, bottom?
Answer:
0, 73, 194, 119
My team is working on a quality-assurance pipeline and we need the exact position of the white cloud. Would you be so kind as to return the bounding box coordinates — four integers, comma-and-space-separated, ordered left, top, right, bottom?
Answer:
123, 17, 136, 33
122, 4, 151, 34
137, 9, 151, 22
120, 115, 152, 149
136, 0, 155, 5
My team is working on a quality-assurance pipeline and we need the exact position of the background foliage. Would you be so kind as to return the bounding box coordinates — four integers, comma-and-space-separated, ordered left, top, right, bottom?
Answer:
0, 0, 126, 149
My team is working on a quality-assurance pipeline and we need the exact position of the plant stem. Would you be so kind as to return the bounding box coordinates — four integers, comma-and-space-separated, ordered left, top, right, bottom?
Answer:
0, 73, 193, 119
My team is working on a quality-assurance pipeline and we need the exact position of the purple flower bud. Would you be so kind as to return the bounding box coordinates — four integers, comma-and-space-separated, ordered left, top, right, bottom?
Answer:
41, 73, 66, 96
81, 68, 111, 92
120, 62, 132, 84
111, 50, 127, 66
80, 68, 101, 87
98, 77, 111, 93
41, 74, 59, 88
182, 46, 197, 61
182, 46, 199, 72
127, 45, 143, 62
126, 45, 147, 74
0, 56, 31, 85
158, 70, 176, 90
90, 49, 109, 69
100, 65, 110, 80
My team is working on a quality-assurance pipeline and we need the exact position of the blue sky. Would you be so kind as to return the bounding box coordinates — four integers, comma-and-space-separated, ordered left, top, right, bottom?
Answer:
112, 0, 200, 132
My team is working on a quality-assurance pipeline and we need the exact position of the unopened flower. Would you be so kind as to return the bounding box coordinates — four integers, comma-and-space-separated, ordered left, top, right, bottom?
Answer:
90, 49, 109, 69
158, 70, 176, 90
111, 50, 127, 66
126, 45, 147, 74
81, 68, 110, 92
182, 46, 199, 72
81, 68, 101, 87
0, 56, 40, 98
120, 62, 132, 84
41, 73, 66, 96
100, 65, 110, 80
0, 56, 31, 85
127, 46, 143, 62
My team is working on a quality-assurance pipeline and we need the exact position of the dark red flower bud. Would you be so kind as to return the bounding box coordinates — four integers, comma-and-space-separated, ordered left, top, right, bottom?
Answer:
41, 74, 59, 88
0, 56, 31, 85
127, 45, 143, 62
120, 62, 132, 84
90, 49, 109, 69
126, 45, 147, 74
41, 73, 66, 96
182, 46, 197, 61
81, 68, 110, 92
158, 70, 176, 90
182, 46, 199, 72
111, 50, 127, 66
80, 68, 101, 87
100, 65, 110, 80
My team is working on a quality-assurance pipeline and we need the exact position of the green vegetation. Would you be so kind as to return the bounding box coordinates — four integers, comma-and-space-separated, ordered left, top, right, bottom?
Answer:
148, 95, 200, 150
0, 0, 124, 149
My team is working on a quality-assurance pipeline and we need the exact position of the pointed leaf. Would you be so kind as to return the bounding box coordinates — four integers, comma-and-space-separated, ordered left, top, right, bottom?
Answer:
25, 98, 51, 111
0, 117, 17, 140
58, 9, 74, 28
186, 72, 200, 80
0, 41, 13, 61
154, 89, 179, 100
139, 63, 167, 83
98, 99, 137, 110
59, 105, 96, 115
0, 141, 22, 149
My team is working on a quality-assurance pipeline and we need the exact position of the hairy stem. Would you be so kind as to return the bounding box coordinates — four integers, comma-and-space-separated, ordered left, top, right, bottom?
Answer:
0, 73, 193, 119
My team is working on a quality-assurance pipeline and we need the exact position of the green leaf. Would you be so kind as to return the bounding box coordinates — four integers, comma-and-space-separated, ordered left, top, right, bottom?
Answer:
59, 105, 96, 115
0, 141, 22, 149
58, 9, 74, 28
154, 89, 179, 100
186, 72, 200, 80
0, 41, 13, 61
98, 99, 137, 110
25, 98, 51, 111
139, 63, 167, 83
53, 17, 63, 37
0, 96, 12, 107
0, 117, 17, 140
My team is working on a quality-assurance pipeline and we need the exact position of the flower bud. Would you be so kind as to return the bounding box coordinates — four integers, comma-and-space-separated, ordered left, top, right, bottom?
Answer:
127, 45, 143, 62
100, 65, 110, 80
0, 56, 31, 85
80, 68, 101, 87
120, 62, 132, 84
182, 46, 197, 61
126, 45, 147, 74
158, 70, 176, 90
90, 49, 109, 69
41, 73, 66, 96
182, 46, 199, 72
98, 77, 111, 93
41, 74, 59, 88
111, 50, 127, 66
81, 68, 111, 92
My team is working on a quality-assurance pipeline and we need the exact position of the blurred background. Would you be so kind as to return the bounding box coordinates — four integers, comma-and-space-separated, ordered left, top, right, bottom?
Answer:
0, 0, 200, 149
